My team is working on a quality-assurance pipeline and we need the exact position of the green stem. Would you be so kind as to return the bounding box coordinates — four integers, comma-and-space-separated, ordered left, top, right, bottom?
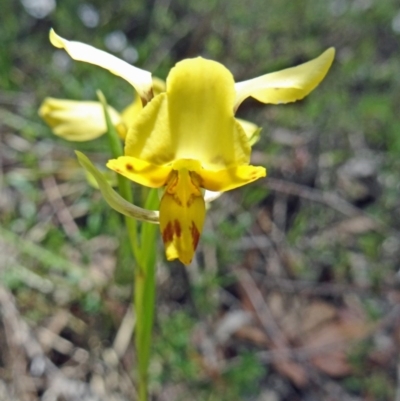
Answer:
98, 92, 159, 401
119, 176, 141, 262
135, 189, 158, 400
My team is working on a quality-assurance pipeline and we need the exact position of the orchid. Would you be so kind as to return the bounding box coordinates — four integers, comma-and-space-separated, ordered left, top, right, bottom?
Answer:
47, 29, 334, 265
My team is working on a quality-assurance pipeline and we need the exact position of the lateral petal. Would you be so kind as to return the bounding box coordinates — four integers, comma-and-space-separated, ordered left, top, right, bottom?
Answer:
50, 29, 153, 104
118, 96, 143, 140
234, 48, 335, 110
124, 93, 176, 165
107, 156, 171, 188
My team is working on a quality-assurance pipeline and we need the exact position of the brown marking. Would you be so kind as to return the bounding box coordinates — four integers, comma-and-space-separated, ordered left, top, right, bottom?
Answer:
190, 171, 204, 187
126, 163, 134, 171
166, 172, 179, 194
186, 194, 196, 207
162, 221, 174, 243
171, 194, 182, 206
174, 219, 182, 237
249, 169, 264, 181
250, 171, 258, 180
190, 221, 200, 250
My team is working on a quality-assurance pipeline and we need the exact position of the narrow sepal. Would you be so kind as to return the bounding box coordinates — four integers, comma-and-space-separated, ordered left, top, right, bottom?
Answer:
234, 48, 335, 110
50, 29, 154, 104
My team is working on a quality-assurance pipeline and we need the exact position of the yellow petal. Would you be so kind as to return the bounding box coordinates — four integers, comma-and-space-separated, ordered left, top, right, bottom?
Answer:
49, 29, 153, 104
125, 58, 250, 170
107, 156, 171, 188
119, 76, 166, 139
159, 169, 205, 265
199, 164, 266, 192
124, 93, 176, 165
236, 118, 262, 146
75, 151, 159, 223
118, 96, 143, 140
234, 48, 335, 110
39, 98, 121, 141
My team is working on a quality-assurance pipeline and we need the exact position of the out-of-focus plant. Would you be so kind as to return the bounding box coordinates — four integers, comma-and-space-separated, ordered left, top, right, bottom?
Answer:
39, 28, 334, 400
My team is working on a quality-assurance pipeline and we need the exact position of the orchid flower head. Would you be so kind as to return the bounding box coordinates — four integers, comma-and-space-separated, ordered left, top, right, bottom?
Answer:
46, 29, 334, 265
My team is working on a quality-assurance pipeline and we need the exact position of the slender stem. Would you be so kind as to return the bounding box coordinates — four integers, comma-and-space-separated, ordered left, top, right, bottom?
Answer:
114, 167, 142, 262
135, 189, 158, 401
99, 92, 159, 401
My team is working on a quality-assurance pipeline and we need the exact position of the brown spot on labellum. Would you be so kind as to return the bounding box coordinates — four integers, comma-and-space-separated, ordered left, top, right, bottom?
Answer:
250, 172, 258, 180
190, 171, 203, 187
190, 221, 200, 250
174, 219, 182, 237
162, 221, 174, 243
126, 164, 134, 171
171, 194, 182, 206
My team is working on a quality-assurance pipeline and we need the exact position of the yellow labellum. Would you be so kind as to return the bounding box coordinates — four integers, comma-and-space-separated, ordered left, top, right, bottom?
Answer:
159, 168, 205, 265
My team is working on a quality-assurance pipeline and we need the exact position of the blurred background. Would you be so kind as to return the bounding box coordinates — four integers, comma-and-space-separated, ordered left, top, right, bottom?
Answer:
1, 0, 400, 400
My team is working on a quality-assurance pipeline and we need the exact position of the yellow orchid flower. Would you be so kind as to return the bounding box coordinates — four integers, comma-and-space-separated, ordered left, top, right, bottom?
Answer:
49, 29, 334, 265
